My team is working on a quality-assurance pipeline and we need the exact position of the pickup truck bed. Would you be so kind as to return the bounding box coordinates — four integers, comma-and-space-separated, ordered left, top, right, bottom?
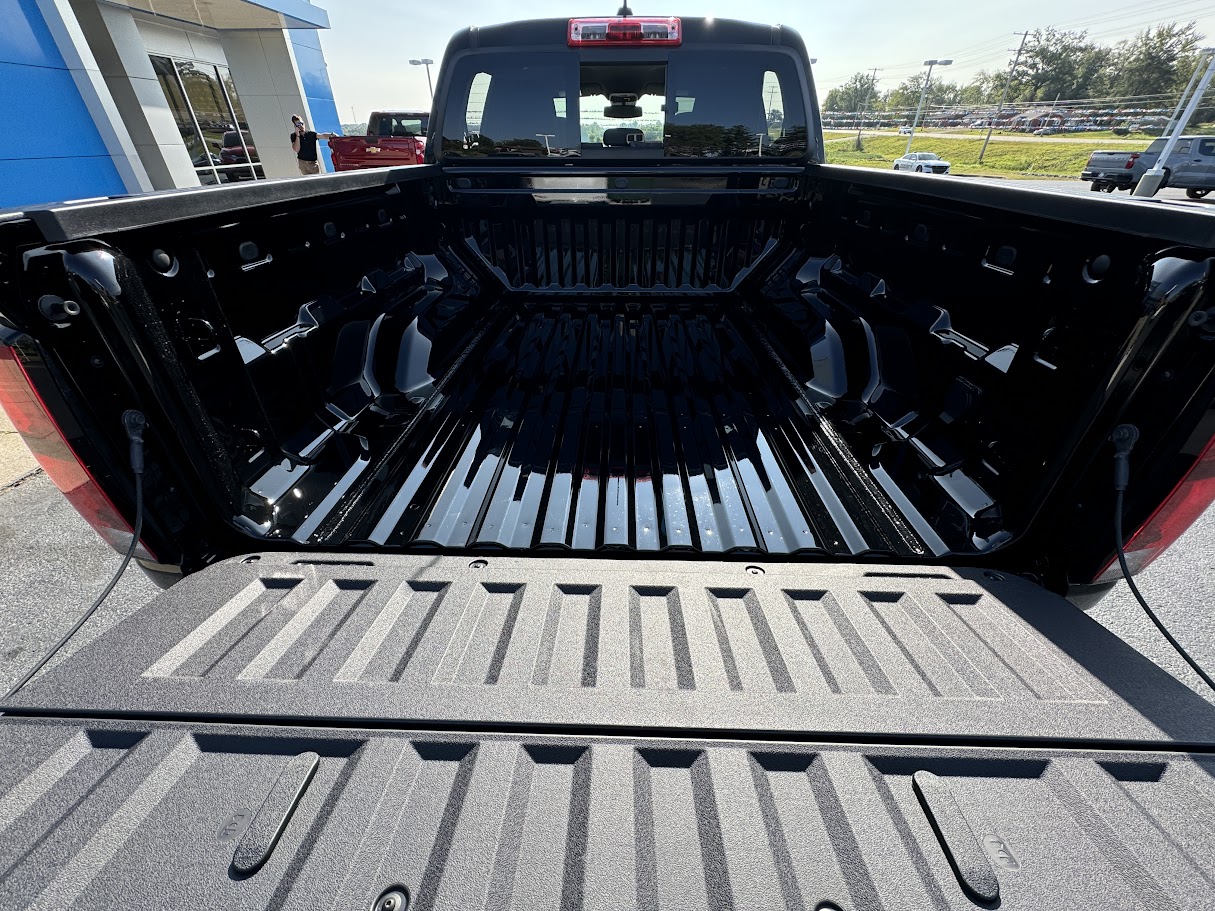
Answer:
4, 553, 1215, 909
5, 164, 1212, 590
5, 14, 1215, 906
314, 303, 938, 556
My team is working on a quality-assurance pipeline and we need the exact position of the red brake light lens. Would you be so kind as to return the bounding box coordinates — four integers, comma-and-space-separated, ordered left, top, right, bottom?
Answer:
0, 345, 155, 560
1096, 431, 1215, 582
568, 17, 681, 46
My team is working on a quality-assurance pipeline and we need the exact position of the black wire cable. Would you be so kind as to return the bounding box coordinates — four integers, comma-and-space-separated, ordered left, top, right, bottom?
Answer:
1115, 486, 1215, 695
4, 413, 146, 700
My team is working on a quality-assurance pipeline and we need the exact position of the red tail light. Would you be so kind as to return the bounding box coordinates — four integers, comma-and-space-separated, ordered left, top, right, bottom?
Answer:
0, 345, 155, 560
568, 17, 681, 46
1095, 431, 1215, 582
1124, 153, 1140, 170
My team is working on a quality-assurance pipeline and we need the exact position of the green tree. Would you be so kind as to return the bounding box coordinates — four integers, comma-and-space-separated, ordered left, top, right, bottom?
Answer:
1103, 22, 1203, 98
886, 74, 960, 113
823, 71, 880, 113
1010, 28, 1109, 102
958, 71, 1001, 107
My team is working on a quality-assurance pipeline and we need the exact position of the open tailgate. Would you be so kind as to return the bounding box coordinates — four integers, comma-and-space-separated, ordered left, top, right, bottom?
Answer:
3, 553, 1214, 909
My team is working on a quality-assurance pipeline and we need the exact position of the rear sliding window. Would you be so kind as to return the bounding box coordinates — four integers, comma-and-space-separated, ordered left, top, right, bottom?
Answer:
369, 113, 429, 138
439, 49, 808, 160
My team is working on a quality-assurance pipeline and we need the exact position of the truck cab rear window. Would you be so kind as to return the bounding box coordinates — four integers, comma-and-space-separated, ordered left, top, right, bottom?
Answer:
439, 49, 807, 160
369, 113, 428, 137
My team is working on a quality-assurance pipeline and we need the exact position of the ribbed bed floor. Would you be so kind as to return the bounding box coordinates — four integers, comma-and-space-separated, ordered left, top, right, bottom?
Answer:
337, 306, 942, 557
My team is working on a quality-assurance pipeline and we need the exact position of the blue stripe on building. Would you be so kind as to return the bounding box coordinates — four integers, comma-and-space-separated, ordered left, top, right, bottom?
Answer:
0, 0, 126, 208
290, 28, 342, 171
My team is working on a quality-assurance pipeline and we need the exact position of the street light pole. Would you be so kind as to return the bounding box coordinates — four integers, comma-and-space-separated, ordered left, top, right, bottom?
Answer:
409, 58, 435, 99
1134, 47, 1215, 198
1162, 52, 1209, 138
905, 59, 951, 156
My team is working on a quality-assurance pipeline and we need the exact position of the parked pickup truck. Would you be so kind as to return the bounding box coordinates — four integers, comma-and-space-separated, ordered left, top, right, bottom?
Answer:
3, 14, 1215, 910
1082, 134, 1215, 196
328, 109, 429, 171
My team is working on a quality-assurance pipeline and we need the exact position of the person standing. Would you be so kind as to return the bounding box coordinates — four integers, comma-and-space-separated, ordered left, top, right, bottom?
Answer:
290, 115, 336, 175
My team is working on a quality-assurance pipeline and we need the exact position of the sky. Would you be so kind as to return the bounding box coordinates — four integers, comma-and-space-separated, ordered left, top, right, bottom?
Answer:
314, 0, 1215, 121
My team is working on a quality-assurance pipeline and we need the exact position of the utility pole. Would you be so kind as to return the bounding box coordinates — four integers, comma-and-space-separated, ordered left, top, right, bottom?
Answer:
855, 67, 881, 151
980, 31, 1029, 163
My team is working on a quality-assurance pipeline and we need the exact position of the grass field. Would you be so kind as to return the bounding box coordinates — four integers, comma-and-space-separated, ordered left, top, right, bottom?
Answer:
822, 128, 1215, 141
823, 135, 1095, 178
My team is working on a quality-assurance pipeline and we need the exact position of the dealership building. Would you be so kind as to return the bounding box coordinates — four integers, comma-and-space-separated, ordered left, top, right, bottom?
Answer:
1, 0, 341, 209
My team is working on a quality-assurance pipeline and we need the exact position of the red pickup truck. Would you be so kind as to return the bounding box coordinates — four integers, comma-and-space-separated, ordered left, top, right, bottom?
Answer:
328, 110, 428, 170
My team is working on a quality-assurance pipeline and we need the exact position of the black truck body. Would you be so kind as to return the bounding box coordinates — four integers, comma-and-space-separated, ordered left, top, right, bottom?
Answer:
2, 15, 1215, 909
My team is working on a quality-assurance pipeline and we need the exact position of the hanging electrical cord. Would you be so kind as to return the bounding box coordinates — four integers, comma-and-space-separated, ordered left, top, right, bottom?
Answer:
3, 410, 147, 700
1112, 424, 1215, 695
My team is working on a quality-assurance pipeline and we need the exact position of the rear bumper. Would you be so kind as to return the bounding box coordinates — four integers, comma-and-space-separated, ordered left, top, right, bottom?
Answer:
1081, 170, 1133, 186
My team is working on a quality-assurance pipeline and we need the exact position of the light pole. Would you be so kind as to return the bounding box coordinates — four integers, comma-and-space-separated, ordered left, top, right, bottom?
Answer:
1162, 51, 1210, 138
905, 58, 951, 156
409, 58, 434, 99
1134, 48, 1215, 198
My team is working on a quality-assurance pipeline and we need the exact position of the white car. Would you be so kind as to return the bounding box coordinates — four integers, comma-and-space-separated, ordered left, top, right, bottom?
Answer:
892, 151, 951, 174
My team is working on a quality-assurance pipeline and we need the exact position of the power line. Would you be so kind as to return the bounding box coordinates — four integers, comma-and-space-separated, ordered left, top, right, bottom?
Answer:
1046, 0, 1211, 33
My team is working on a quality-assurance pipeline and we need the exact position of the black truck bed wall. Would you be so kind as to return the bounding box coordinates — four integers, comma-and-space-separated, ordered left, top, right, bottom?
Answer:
3, 164, 1214, 588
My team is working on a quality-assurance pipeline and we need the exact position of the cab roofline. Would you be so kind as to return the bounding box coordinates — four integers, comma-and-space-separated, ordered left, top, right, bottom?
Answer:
442, 16, 809, 58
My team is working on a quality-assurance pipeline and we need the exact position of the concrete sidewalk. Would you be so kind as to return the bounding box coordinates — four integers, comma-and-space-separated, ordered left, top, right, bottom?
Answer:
1, 409, 38, 487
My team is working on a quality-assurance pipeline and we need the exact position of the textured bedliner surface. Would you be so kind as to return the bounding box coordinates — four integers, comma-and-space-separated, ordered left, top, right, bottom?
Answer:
1, 718, 1214, 910
8, 553, 1215, 746
331, 306, 942, 558
6, 553, 1215, 909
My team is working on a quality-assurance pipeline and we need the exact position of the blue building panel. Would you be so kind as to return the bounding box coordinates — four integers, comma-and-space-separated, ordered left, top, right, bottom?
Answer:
292, 42, 332, 100
0, 61, 113, 160
289, 27, 322, 51
290, 31, 341, 170
0, 0, 66, 68
257, 0, 330, 29
0, 3, 127, 209
0, 156, 127, 210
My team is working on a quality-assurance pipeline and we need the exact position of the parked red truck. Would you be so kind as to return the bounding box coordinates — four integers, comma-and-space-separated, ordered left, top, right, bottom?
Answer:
328, 110, 428, 170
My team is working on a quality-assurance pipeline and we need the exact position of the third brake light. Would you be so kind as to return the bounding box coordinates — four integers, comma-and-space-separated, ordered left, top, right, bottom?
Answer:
568, 17, 681, 46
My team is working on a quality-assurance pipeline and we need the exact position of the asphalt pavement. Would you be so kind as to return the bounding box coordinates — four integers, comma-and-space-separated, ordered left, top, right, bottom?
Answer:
0, 409, 35, 489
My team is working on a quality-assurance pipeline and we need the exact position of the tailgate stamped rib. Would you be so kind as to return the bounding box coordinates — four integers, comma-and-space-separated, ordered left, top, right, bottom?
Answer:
7, 553, 1215, 750
0, 718, 1213, 910
231, 751, 320, 874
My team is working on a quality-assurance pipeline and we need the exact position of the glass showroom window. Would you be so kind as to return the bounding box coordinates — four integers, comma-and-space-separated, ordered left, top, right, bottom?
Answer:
150, 55, 262, 185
